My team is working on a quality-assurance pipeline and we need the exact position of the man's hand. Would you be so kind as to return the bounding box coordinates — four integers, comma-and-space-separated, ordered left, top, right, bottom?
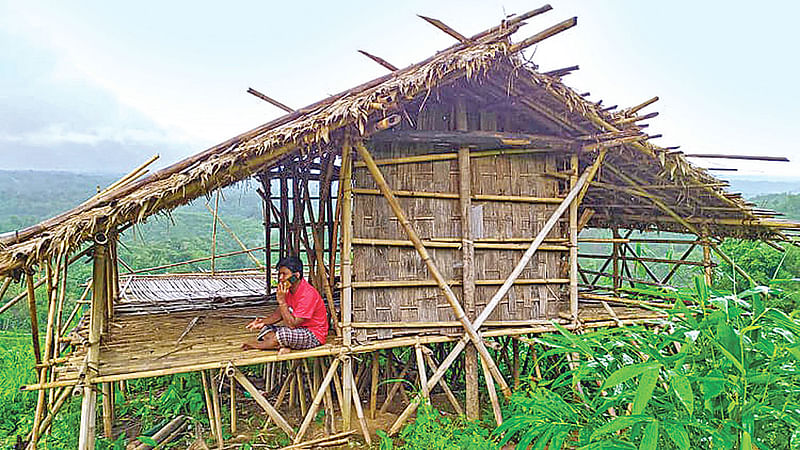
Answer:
276, 279, 290, 305
246, 317, 266, 330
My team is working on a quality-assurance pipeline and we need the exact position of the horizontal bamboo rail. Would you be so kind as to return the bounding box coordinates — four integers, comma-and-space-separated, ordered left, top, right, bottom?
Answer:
578, 253, 704, 266
123, 246, 268, 274
350, 278, 569, 288
352, 237, 568, 251
352, 188, 564, 204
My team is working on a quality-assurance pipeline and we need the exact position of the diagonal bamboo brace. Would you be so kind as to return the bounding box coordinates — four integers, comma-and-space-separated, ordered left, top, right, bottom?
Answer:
353, 140, 510, 397
229, 364, 295, 438
294, 356, 341, 443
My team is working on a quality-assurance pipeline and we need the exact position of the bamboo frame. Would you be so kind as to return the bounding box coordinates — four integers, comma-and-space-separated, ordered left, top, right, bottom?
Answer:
354, 140, 509, 397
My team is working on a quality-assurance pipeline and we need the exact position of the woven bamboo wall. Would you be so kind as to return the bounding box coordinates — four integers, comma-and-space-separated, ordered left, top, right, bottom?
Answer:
351, 98, 569, 342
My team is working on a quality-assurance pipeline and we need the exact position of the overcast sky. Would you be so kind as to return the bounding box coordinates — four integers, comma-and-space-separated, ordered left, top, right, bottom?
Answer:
1, 1, 798, 178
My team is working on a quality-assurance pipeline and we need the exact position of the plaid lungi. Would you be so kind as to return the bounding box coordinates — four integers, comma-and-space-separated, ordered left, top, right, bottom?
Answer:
257, 325, 320, 350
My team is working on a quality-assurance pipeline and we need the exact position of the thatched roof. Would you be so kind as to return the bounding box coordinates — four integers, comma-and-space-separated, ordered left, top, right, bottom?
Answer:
1, 6, 797, 277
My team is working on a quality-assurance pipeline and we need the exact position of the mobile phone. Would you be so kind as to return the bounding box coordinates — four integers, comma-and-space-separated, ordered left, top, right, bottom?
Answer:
288, 274, 299, 283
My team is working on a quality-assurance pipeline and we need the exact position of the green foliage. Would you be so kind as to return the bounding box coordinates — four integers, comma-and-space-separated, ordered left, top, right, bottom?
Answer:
392, 400, 498, 450
495, 278, 800, 449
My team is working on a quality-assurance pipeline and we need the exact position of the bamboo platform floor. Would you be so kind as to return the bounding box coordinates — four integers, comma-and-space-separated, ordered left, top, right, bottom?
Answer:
48, 300, 662, 388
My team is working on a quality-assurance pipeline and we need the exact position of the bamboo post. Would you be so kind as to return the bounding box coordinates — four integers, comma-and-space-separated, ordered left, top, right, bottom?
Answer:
414, 343, 429, 399
369, 352, 379, 419
701, 226, 713, 286
32, 259, 59, 447
204, 204, 264, 269
422, 349, 463, 415
456, 98, 479, 420
294, 356, 341, 443
209, 371, 224, 449
297, 363, 308, 416
262, 174, 273, 287
480, 353, 502, 426
79, 242, 108, 450
354, 140, 509, 397
230, 377, 237, 435
26, 270, 42, 365
200, 371, 217, 440
211, 190, 220, 274
229, 364, 295, 438
102, 383, 114, 439
389, 158, 601, 435
569, 155, 580, 320
341, 135, 354, 429
349, 372, 372, 445
612, 229, 620, 294
0, 277, 11, 301
512, 338, 520, 390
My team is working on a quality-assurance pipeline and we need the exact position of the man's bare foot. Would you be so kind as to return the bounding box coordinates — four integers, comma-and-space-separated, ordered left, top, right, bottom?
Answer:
241, 342, 253, 350
277, 347, 291, 355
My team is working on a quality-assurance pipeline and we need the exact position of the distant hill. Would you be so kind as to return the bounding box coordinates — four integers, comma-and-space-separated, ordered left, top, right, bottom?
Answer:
722, 175, 800, 197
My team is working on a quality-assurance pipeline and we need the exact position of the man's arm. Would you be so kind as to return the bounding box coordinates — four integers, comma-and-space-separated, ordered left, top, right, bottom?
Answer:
276, 302, 306, 328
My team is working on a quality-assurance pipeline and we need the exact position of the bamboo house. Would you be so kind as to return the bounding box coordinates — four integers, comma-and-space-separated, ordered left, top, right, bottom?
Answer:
1, 5, 798, 449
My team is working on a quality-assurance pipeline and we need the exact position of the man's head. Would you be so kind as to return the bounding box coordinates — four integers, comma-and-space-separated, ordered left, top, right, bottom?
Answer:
276, 256, 303, 286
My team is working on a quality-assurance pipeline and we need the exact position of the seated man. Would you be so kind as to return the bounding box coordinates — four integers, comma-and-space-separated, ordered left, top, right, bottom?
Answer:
241, 256, 328, 354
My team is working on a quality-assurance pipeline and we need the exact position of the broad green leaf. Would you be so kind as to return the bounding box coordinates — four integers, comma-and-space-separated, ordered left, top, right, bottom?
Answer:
787, 344, 800, 361
632, 367, 659, 415
694, 276, 709, 303
663, 421, 690, 450
639, 420, 659, 450
670, 374, 694, 416
590, 415, 651, 441
714, 341, 745, 374
601, 362, 660, 391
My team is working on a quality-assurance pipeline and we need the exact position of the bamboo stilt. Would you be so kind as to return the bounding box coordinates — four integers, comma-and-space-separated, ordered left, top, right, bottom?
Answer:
294, 356, 341, 444
702, 227, 713, 286
26, 270, 42, 365
369, 352, 379, 420
480, 353, 502, 426
102, 382, 114, 439
230, 377, 237, 435
200, 371, 217, 440
569, 155, 579, 320
349, 371, 372, 446
512, 338, 520, 390
414, 344, 429, 399
229, 365, 295, 438
209, 371, 224, 449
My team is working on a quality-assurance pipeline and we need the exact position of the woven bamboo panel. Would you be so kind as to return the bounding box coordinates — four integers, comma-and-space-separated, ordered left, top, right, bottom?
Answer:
351, 136, 569, 341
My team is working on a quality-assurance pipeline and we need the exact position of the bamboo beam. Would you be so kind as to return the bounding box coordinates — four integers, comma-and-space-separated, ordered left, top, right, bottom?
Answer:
354, 146, 564, 167
353, 237, 568, 251
350, 278, 568, 288
682, 153, 789, 162
229, 364, 295, 438
352, 187, 565, 204
579, 253, 705, 267
660, 244, 698, 285
354, 140, 510, 398
123, 246, 267, 275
